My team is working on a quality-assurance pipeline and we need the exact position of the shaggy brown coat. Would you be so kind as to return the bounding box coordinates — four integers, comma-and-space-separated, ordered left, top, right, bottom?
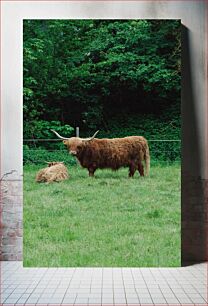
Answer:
63, 136, 150, 177
35, 162, 69, 183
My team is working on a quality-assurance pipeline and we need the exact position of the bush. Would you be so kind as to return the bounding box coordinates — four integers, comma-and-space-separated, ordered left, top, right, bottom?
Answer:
24, 120, 73, 141
23, 146, 76, 165
23, 112, 181, 164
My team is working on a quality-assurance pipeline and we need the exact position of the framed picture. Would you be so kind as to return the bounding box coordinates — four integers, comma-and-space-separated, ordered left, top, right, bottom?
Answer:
1, 0, 207, 268
22, 18, 181, 267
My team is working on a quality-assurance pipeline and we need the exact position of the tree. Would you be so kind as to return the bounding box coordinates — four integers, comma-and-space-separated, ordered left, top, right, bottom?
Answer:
23, 19, 181, 137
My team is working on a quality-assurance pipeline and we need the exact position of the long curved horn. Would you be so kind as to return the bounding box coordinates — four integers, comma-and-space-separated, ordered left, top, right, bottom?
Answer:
82, 130, 99, 142
51, 129, 71, 140
45, 161, 64, 163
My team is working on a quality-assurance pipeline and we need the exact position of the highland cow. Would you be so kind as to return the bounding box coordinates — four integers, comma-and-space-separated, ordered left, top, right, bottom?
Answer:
51, 130, 150, 178
35, 162, 69, 183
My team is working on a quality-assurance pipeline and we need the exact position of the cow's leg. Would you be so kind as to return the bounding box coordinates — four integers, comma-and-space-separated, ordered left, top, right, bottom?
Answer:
129, 163, 136, 177
88, 167, 96, 177
138, 161, 144, 176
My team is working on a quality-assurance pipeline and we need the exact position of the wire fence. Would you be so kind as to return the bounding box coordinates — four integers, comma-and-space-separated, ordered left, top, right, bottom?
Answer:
23, 138, 181, 165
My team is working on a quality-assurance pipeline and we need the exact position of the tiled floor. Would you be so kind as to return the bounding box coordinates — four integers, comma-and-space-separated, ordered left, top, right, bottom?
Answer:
0, 261, 207, 305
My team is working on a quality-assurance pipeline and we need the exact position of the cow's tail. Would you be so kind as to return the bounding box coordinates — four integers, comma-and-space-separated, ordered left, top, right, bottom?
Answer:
144, 142, 150, 176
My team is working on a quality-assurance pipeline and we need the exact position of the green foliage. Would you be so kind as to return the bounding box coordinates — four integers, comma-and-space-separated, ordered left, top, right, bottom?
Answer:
23, 106, 180, 164
24, 120, 74, 142
23, 20, 181, 136
23, 146, 76, 165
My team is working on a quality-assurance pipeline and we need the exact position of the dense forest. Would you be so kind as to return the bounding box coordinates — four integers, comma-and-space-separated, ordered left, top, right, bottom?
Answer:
23, 20, 181, 162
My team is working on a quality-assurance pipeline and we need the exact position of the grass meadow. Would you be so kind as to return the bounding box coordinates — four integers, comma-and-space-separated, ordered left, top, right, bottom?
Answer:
23, 162, 181, 267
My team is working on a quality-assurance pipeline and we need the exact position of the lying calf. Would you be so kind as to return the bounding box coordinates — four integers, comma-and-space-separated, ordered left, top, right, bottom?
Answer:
35, 162, 69, 183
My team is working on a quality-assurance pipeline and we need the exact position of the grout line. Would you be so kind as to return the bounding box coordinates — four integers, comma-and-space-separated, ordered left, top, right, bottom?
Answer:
130, 267, 141, 304
139, 268, 154, 305
62, 267, 77, 304
121, 268, 128, 305
0, 262, 207, 306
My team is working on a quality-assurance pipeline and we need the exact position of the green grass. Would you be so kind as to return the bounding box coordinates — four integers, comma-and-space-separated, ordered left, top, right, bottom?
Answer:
23, 161, 181, 267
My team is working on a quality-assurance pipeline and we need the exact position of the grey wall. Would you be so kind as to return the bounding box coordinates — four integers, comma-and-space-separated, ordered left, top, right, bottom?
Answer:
1, 1, 207, 265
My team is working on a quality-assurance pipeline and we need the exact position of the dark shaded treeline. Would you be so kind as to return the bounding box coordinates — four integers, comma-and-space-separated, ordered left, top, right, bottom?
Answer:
23, 19, 181, 140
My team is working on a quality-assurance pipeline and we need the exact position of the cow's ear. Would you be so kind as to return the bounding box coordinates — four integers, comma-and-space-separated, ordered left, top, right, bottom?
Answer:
63, 140, 67, 145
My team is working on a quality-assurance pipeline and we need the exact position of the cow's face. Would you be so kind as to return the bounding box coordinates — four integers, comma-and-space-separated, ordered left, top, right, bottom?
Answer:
51, 129, 99, 156
63, 138, 83, 156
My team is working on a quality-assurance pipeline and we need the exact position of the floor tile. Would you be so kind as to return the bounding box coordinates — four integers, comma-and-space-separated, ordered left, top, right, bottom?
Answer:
0, 261, 207, 306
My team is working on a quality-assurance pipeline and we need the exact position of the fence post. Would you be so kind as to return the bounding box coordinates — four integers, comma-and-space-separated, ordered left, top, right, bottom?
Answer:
76, 127, 79, 138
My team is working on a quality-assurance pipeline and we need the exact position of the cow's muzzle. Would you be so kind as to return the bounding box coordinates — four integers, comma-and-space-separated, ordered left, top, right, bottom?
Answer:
70, 150, 77, 156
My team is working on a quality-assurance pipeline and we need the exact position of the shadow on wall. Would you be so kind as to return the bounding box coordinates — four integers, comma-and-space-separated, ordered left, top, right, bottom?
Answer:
181, 25, 208, 266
